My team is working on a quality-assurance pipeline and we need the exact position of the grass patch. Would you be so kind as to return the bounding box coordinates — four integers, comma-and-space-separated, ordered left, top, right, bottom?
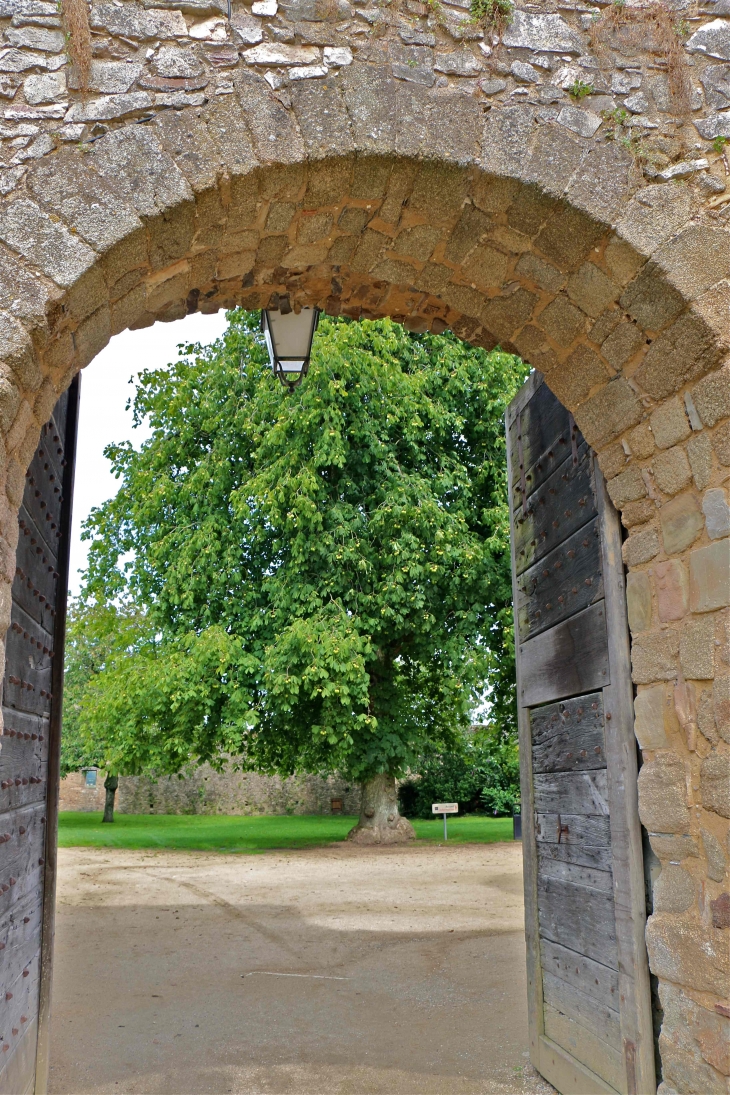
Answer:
58, 812, 515, 854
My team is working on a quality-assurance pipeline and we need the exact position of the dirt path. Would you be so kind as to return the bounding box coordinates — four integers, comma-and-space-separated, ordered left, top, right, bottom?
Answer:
49, 841, 554, 1095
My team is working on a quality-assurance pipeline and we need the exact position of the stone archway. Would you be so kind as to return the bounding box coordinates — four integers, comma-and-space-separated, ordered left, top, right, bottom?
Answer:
0, 2, 729, 1091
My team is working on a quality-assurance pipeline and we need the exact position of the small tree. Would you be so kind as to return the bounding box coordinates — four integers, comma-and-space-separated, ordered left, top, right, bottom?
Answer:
78, 313, 527, 842
62, 599, 145, 821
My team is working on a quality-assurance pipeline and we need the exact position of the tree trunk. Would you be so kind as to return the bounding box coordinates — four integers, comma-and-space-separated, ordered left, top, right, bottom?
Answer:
347, 773, 415, 845
102, 773, 118, 823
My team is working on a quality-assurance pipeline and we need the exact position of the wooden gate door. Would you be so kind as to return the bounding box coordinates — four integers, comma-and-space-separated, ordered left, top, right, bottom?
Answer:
507, 372, 655, 1095
0, 378, 79, 1095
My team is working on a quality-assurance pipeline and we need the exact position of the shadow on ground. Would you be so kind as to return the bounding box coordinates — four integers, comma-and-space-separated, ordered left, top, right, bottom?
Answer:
48, 843, 554, 1095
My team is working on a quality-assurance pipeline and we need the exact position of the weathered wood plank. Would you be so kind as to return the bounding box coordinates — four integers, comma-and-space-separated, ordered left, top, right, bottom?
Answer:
509, 379, 572, 490
538, 838, 613, 873
544, 1003, 624, 1094
507, 385, 546, 1072
0, 806, 46, 923
0, 1015, 37, 1095
537, 1034, 619, 1095
534, 770, 610, 817
520, 600, 609, 708
536, 812, 612, 848
596, 468, 656, 1095
543, 971, 622, 1050
537, 875, 618, 970
540, 939, 620, 1010
512, 442, 595, 576
517, 517, 603, 642
531, 694, 606, 775
537, 851, 613, 893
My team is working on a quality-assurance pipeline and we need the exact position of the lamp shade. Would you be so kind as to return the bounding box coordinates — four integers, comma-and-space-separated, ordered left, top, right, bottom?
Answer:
262, 305, 320, 389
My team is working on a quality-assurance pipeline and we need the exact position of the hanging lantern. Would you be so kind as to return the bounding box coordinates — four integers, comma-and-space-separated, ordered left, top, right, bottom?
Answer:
262, 300, 320, 390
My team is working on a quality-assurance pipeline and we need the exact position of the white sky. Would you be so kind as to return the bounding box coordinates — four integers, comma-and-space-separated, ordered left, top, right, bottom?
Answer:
68, 312, 229, 597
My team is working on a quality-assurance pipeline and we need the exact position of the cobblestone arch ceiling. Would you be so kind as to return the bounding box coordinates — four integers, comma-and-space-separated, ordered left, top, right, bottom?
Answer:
0, 1, 729, 1093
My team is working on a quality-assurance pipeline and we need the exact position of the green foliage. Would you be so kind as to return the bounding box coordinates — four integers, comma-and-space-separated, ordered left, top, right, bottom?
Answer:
398, 724, 520, 819
60, 599, 142, 777
568, 79, 593, 100
469, 0, 513, 29
77, 313, 528, 784
713, 135, 728, 155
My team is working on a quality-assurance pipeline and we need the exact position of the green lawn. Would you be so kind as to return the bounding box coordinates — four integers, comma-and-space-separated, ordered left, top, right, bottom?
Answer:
58, 812, 515, 854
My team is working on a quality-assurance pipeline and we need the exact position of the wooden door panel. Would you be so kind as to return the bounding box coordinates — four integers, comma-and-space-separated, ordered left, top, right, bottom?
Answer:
531, 694, 607, 774
537, 838, 613, 873
540, 939, 619, 1006
537, 876, 618, 969
519, 601, 609, 708
516, 516, 602, 642
509, 378, 572, 490
0, 381, 78, 1095
513, 442, 595, 575
544, 1004, 625, 1094
508, 372, 655, 1095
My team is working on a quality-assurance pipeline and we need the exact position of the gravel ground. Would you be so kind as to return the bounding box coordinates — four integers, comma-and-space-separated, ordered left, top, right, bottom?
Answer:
48, 841, 555, 1095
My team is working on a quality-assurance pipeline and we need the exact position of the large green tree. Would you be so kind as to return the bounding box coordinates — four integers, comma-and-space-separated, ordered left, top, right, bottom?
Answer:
75, 312, 527, 842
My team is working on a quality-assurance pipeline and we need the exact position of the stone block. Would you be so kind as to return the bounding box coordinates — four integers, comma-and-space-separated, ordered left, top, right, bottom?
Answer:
651, 396, 692, 451
522, 123, 586, 202
680, 613, 717, 680
692, 362, 730, 428
597, 441, 626, 481
341, 63, 396, 155
653, 864, 696, 912
712, 420, 730, 466
659, 1039, 728, 1095
627, 421, 655, 460
627, 570, 652, 634
690, 539, 730, 613
566, 262, 619, 319
656, 224, 730, 300
654, 446, 693, 497
409, 162, 468, 225
461, 244, 510, 288
515, 252, 565, 294
661, 493, 704, 556
701, 753, 730, 818
620, 264, 685, 332
616, 184, 698, 262
290, 79, 354, 159
649, 833, 699, 861
702, 828, 727, 882
714, 675, 730, 743
636, 312, 721, 401
688, 432, 714, 491
0, 197, 96, 290
634, 684, 669, 749
547, 346, 609, 410
622, 499, 655, 528
600, 320, 645, 370
632, 629, 680, 684
480, 104, 536, 182
698, 685, 719, 745
443, 206, 493, 265
638, 751, 689, 831
480, 289, 536, 343
512, 325, 559, 376
533, 204, 605, 273
704, 488, 730, 540
574, 378, 643, 449
647, 912, 730, 996
608, 466, 647, 508
623, 525, 660, 567
655, 560, 689, 623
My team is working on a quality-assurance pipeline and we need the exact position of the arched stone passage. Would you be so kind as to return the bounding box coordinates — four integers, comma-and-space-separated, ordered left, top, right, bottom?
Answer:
1, 3, 730, 1090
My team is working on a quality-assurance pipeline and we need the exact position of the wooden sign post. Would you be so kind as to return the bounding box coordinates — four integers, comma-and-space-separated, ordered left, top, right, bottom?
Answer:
432, 802, 458, 840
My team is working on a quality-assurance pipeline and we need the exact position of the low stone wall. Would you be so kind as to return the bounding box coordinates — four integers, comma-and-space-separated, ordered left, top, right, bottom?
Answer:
59, 766, 362, 816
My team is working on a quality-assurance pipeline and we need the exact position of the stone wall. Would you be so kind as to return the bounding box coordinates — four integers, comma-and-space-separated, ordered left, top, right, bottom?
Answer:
59, 766, 362, 815
1, 0, 730, 1090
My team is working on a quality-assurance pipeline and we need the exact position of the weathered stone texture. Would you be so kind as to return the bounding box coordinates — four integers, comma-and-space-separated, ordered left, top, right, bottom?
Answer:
3, 2, 730, 1084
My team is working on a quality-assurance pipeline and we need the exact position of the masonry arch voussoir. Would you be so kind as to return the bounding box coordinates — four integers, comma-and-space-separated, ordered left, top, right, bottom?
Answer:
0, 37, 730, 1092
